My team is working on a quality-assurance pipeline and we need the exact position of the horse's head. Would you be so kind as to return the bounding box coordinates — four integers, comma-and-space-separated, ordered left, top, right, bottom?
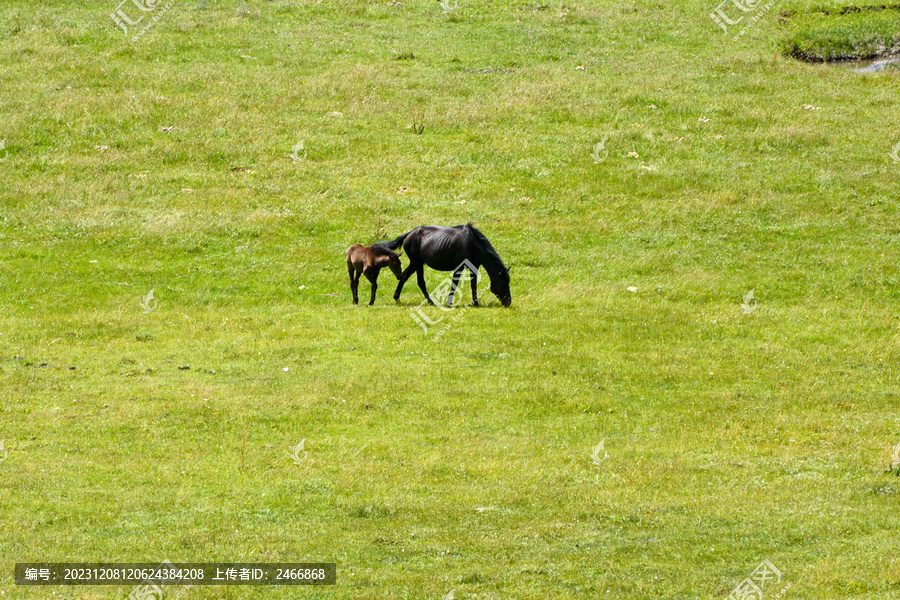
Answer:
490, 267, 511, 307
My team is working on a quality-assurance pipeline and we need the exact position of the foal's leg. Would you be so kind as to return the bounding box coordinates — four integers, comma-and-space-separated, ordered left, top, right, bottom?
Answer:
349, 264, 360, 305
470, 265, 479, 306
415, 266, 433, 304
365, 268, 380, 306
394, 263, 418, 302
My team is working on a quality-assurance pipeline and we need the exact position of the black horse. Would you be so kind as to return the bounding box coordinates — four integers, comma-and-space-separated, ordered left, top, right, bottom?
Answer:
383, 224, 511, 307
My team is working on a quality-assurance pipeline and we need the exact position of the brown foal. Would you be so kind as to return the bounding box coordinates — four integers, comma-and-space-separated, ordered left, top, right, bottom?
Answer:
346, 244, 403, 305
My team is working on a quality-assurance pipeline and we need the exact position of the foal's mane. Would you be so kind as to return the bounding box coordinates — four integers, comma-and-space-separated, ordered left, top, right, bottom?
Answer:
370, 243, 400, 258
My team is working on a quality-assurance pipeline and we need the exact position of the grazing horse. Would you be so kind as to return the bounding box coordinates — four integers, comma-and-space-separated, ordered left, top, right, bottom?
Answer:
346, 244, 403, 305
383, 224, 511, 307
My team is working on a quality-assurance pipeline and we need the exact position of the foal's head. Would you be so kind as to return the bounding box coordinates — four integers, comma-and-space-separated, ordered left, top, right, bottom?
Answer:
372, 245, 403, 279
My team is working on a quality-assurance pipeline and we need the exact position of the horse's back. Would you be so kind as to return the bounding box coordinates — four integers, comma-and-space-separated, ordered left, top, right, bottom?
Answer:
402, 225, 473, 271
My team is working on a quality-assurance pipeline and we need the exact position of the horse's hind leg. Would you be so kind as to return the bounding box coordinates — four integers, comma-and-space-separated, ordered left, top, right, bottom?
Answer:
394, 263, 418, 302
415, 266, 433, 305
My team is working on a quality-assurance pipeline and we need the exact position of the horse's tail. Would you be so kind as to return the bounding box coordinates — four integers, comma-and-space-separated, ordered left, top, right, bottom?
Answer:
380, 231, 411, 251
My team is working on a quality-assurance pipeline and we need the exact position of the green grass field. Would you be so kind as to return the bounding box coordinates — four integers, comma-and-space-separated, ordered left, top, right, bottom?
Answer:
1, 0, 899, 598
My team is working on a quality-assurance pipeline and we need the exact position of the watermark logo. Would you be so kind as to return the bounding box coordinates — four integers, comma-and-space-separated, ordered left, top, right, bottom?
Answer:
127, 583, 164, 599
410, 308, 443, 333
440, 0, 458, 13
725, 559, 790, 600
590, 439, 608, 467
0, 439, 7, 462
890, 441, 900, 473
140, 288, 157, 313
741, 289, 757, 314
889, 141, 900, 164
409, 259, 481, 338
0, 139, 7, 162
290, 139, 306, 163
111, 0, 177, 42
111, 0, 162, 32
289, 440, 308, 464
126, 559, 189, 600
111, 0, 156, 34
590, 136, 609, 163
710, 0, 776, 38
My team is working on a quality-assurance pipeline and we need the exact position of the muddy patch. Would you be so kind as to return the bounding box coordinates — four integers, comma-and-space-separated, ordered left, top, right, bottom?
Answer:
832, 53, 900, 72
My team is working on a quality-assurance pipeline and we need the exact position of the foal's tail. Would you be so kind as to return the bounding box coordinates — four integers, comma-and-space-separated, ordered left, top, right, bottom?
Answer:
380, 231, 411, 251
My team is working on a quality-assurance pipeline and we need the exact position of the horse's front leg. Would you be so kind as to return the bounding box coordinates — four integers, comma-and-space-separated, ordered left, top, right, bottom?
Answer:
365, 268, 379, 306
394, 263, 418, 302
447, 267, 464, 307
415, 266, 433, 305
470, 265, 479, 306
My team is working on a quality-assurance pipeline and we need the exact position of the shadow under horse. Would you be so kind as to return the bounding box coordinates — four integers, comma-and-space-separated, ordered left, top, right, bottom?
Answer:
383, 224, 511, 307
346, 244, 403, 305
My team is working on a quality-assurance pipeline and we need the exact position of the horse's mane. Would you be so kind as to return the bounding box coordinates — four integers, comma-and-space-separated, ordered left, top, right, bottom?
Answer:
370, 243, 400, 258
465, 223, 506, 270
